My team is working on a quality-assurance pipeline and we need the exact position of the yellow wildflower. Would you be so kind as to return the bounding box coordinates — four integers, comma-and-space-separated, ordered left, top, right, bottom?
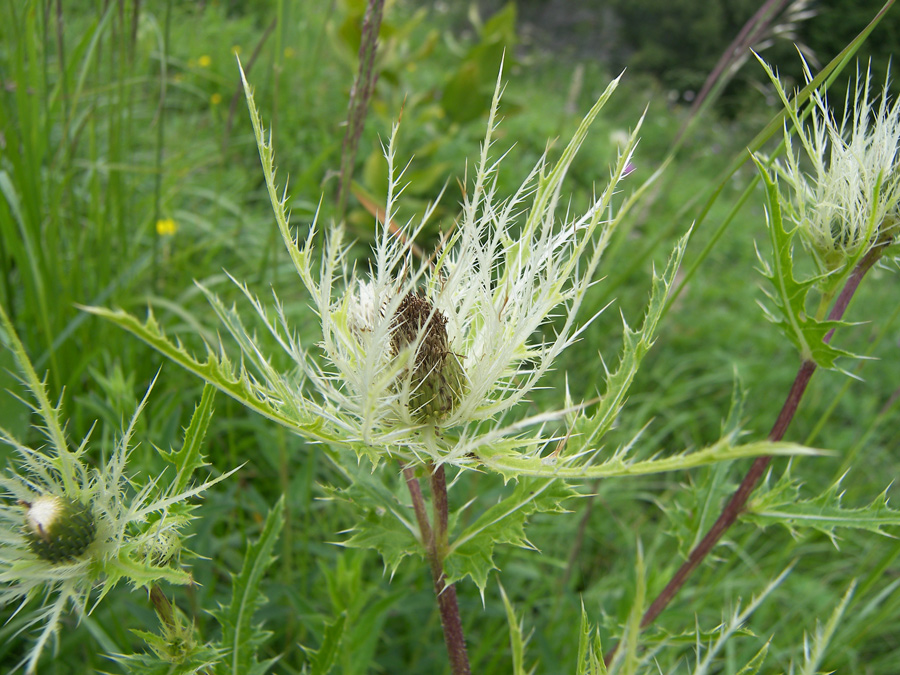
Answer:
156, 218, 177, 236
198, 55, 212, 68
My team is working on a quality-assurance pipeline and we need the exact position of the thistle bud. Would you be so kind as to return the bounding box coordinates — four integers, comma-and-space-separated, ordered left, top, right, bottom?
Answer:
391, 292, 465, 422
23, 496, 96, 564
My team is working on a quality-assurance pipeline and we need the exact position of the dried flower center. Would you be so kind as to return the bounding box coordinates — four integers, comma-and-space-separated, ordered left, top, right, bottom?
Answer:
390, 292, 464, 422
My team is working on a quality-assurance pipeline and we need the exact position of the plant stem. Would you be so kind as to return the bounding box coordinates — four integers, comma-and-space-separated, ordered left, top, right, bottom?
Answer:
151, 0, 171, 292
403, 464, 433, 546
403, 463, 471, 675
337, 0, 385, 220
604, 243, 886, 665
149, 584, 174, 628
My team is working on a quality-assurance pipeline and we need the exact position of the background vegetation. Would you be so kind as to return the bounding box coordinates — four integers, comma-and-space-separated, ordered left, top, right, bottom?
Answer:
2, 0, 900, 672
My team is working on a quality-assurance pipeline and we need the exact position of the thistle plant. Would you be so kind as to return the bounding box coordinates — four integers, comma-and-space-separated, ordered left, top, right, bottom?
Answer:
753, 56, 900, 373
622, 58, 900, 659
765, 58, 900, 290
0, 303, 233, 673
87, 62, 816, 673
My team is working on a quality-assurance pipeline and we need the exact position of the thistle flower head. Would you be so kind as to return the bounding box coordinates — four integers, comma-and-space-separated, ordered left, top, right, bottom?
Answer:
769, 60, 900, 272
254, 68, 644, 470
88, 64, 812, 491
0, 306, 230, 673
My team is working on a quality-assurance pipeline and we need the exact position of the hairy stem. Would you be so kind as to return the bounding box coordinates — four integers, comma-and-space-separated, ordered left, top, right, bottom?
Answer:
403, 463, 471, 675
605, 243, 886, 665
403, 464, 432, 547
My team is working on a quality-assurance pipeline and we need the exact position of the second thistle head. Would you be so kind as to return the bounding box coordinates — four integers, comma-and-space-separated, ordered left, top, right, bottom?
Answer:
766, 59, 900, 274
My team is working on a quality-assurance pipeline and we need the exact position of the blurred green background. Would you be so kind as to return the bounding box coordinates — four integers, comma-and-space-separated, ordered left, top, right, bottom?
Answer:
2, 0, 900, 672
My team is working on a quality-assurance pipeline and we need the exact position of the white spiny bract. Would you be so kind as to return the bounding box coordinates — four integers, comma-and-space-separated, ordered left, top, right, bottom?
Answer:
0, 309, 228, 673
240, 63, 642, 470
766, 59, 900, 273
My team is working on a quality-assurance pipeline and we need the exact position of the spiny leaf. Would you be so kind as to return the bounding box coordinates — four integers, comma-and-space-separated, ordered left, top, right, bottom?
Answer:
326, 464, 422, 576
499, 583, 533, 675
444, 477, 577, 593
746, 474, 900, 542
0, 301, 77, 493
692, 566, 793, 675
212, 497, 285, 675
82, 305, 302, 431
305, 612, 346, 675
106, 596, 223, 675
576, 602, 608, 675
237, 58, 316, 295
795, 581, 856, 675
573, 232, 688, 449
339, 512, 422, 577
734, 641, 770, 675
82, 305, 351, 464
752, 156, 856, 369
480, 437, 821, 481
619, 542, 647, 675
164, 383, 216, 495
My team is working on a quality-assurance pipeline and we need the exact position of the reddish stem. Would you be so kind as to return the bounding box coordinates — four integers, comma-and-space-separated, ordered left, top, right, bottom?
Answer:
604, 243, 886, 665
403, 464, 471, 675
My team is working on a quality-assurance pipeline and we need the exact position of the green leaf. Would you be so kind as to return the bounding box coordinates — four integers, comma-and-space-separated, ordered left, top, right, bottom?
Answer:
82, 304, 353, 464
619, 543, 647, 675
343, 592, 403, 675
339, 510, 422, 576
212, 497, 285, 675
795, 581, 856, 675
82, 305, 302, 431
499, 583, 533, 675
106, 594, 223, 675
237, 60, 317, 298
692, 566, 793, 675
307, 612, 346, 675
576, 602, 608, 675
0, 300, 80, 494
164, 383, 216, 495
734, 641, 770, 675
328, 464, 422, 576
752, 156, 855, 368
480, 436, 821, 481
574, 231, 689, 449
444, 477, 577, 592
661, 462, 733, 558
746, 474, 900, 541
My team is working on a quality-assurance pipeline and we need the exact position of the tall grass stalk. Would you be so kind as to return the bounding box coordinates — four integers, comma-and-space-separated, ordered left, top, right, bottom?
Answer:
337, 0, 385, 220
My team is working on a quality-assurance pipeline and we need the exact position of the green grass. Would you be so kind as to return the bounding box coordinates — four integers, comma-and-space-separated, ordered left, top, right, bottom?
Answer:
3, 1, 900, 674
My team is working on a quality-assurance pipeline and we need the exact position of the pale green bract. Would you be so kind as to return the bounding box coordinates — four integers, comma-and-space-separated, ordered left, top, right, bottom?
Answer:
86, 63, 816, 483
